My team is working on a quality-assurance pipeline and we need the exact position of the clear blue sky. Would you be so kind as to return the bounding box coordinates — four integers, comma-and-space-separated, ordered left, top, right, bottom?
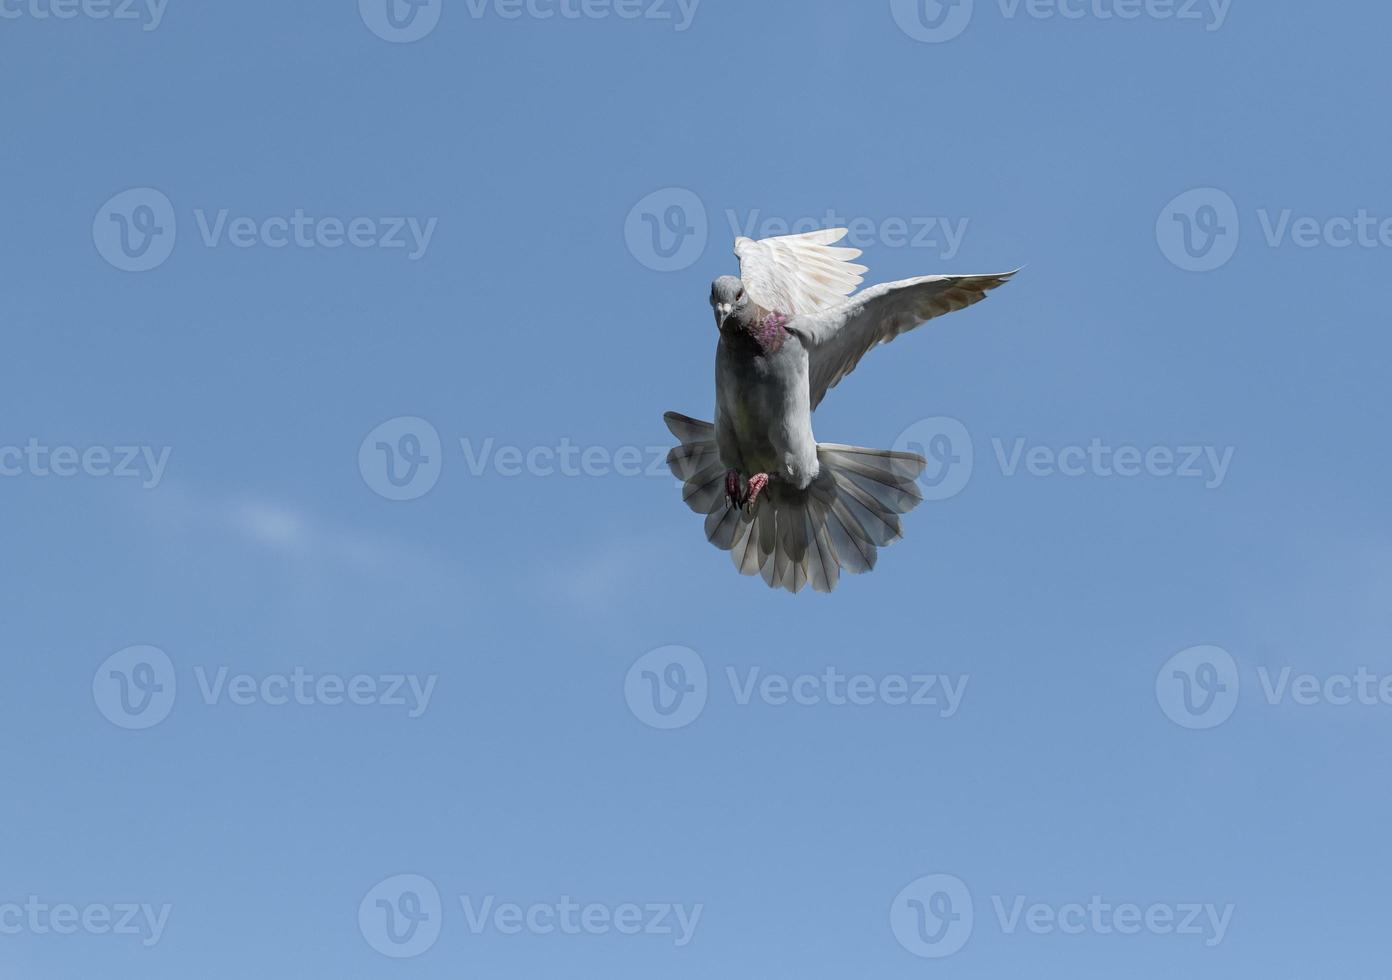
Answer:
3, 1, 1390, 977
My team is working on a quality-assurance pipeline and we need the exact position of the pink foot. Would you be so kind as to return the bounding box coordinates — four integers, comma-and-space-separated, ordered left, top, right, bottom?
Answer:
744, 473, 771, 513
725, 469, 742, 509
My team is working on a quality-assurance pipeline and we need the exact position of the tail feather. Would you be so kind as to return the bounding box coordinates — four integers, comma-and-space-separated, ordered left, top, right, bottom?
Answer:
681, 465, 725, 514
704, 503, 742, 550
760, 505, 792, 591
831, 472, 905, 546
664, 412, 715, 445
837, 469, 922, 522
755, 506, 780, 587
803, 497, 840, 593
664, 412, 925, 593
666, 441, 717, 481
779, 497, 811, 593
731, 510, 764, 577
825, 497, 877, 574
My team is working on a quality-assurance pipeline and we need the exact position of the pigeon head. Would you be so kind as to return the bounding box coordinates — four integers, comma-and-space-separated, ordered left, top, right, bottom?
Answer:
710, 275, 750, 330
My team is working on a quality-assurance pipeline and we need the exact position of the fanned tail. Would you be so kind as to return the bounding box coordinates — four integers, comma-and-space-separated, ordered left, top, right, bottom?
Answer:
664, 412, 926, 594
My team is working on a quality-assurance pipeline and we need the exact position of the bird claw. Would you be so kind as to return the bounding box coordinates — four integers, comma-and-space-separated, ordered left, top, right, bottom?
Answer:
743, 473, 770, 514
725, 469, 742, 510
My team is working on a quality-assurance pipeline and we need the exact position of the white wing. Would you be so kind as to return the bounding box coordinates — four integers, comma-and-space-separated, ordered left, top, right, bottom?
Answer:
792, 271, 1017, 409
734, 228, 869, 317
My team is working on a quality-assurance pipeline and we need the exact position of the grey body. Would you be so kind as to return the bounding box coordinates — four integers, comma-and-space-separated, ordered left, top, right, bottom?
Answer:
714, 319, 819, 490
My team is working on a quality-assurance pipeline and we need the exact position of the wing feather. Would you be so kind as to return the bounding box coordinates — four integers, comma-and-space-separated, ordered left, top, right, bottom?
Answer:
792, 271, 1017, 409
734, 229, 868, 316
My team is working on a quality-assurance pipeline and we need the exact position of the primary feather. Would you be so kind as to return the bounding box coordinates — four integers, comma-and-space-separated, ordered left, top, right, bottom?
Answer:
734, 228, 868, 317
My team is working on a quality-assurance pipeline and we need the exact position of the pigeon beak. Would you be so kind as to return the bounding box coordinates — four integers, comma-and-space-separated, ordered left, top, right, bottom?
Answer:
715, 303, 732, 328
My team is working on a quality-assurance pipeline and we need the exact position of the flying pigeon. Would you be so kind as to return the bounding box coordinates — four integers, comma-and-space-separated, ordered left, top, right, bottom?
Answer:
665, 228, 1015, 593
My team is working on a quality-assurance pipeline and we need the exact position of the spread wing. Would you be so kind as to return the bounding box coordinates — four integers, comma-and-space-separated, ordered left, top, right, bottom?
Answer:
792, 271, 1017, 410
734, 229, 869, 317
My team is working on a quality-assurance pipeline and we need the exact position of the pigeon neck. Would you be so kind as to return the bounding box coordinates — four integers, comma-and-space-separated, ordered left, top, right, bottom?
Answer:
747, 309, 790, 355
